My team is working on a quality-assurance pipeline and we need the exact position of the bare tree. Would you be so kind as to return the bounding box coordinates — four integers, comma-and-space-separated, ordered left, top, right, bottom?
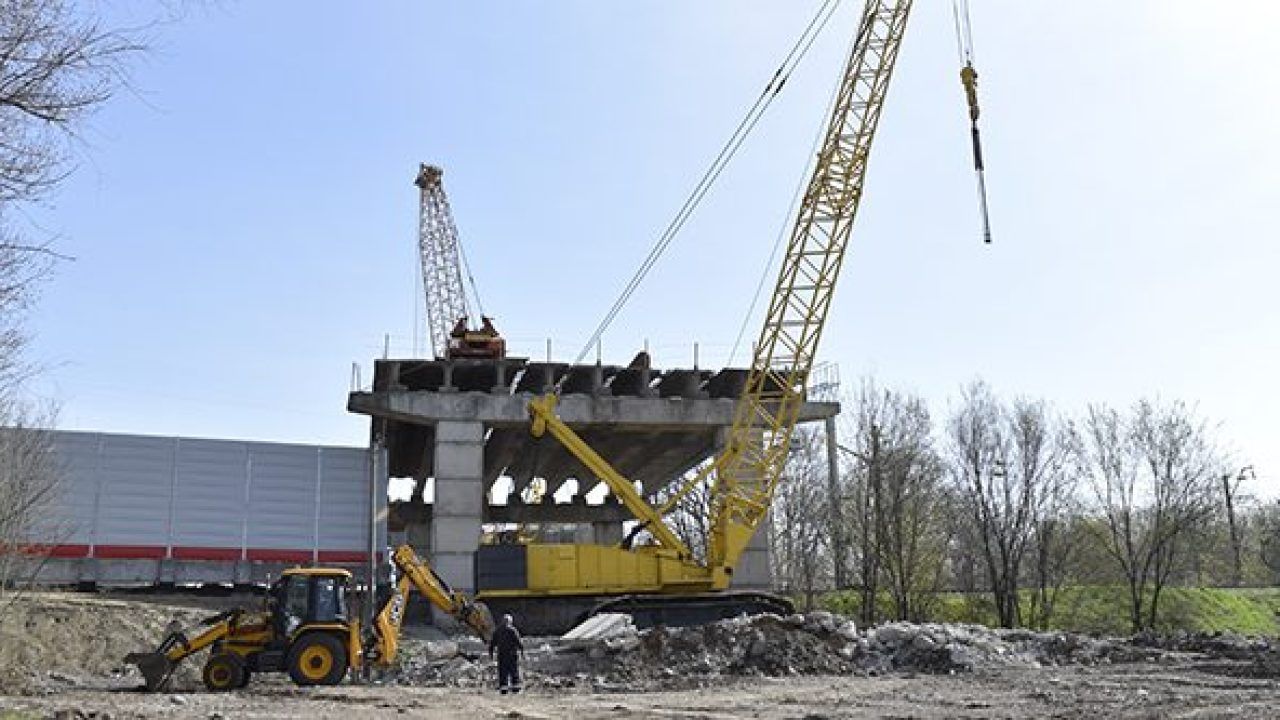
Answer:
0, 1, 144, 611
948, 381, 1075, 628
769, 428, 831, 610
659, 470, 712, 566
1220, 466, 1255, 587
0, 0, 140, 205
0, 401, 59, 610
1026, 509, 1080, 630
1082, 400, 1222, 631
842, 379, 948, 622
1255, 501, 1280, 585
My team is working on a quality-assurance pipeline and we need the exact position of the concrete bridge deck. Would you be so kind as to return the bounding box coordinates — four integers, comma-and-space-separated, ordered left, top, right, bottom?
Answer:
348, 357, 839, 596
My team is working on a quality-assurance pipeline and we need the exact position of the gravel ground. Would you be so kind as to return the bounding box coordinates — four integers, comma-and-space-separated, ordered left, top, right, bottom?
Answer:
4, 592, 1280, 718
3, 662, 1280, 719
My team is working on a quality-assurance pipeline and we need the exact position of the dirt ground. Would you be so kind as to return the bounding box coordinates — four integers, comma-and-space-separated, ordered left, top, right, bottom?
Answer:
3, 663, 1280, 719
3, 592, 1279, 719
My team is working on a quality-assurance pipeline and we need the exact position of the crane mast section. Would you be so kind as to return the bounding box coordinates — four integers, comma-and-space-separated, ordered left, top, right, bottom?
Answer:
710, 0, 913, 569
416, 164, 471, 359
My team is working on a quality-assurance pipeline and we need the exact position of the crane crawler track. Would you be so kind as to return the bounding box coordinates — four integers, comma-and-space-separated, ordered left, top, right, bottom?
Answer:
584, 592, 795, 630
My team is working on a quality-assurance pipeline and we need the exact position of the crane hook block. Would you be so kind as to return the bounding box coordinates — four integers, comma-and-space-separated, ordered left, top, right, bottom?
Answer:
960, 64, 980, 122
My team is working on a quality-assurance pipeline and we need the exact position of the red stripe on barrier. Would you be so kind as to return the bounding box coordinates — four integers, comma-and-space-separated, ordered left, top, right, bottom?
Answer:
316, 550, 367, 563
48, 544, 91, 558
11, 544, 92, 558
93, 545, 166, 559
172, 546, 242, 561
246, 548, 312, 563
27, 544, 377, 564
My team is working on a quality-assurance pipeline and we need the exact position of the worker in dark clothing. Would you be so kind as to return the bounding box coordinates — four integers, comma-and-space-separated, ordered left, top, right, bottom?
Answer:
489, 613, 525, 694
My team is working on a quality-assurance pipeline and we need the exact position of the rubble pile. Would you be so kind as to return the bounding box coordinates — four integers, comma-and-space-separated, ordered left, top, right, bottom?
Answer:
1130, 630, 1273, 659
389, 610, 1280, 692
397, 610, 1222, 689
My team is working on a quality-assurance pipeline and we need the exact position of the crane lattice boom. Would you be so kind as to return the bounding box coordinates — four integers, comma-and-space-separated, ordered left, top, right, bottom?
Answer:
415, 164, 470, 359
708, 0, 914, 570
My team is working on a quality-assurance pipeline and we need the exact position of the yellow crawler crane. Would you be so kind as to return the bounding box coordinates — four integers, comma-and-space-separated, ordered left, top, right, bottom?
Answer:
126, 545, 491, 691
481, 1, 915, 626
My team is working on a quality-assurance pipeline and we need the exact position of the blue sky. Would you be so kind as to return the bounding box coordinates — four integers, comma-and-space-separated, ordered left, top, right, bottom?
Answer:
24, 2, 1280, 492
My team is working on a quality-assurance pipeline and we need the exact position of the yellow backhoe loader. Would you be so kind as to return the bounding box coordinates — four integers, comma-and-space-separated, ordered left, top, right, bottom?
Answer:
125, 544, 491, 691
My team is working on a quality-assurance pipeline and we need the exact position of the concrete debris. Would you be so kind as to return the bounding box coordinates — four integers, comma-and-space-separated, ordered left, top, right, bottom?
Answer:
394, 611, 1280, 691
563, 613, 636, 644
1131, 630, 1273, 659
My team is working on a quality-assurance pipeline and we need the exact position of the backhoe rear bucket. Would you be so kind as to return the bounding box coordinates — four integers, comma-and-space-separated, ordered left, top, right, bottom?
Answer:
467, 600, 495, 643
124, 651, 176, 691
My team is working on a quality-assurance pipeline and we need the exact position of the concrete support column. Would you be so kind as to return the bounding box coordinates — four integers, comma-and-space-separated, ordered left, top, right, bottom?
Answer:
718, 427, 773, 592
430, 421, 484, 614
735, 513, 773, 592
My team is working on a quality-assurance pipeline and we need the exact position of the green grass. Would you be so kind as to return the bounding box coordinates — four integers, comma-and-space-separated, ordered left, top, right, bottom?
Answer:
820, 586, 1280, 636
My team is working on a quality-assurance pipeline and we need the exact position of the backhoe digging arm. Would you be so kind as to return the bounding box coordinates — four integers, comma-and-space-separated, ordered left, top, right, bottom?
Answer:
367, 544, 493, 667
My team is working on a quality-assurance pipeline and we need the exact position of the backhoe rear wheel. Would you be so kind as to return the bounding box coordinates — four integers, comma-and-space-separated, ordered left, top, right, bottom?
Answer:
287, 633, 348, 686
202, 653, 246, 691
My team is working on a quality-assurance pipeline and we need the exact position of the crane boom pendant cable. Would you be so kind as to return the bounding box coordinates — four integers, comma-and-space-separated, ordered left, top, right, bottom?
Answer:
570, 0, 845, 367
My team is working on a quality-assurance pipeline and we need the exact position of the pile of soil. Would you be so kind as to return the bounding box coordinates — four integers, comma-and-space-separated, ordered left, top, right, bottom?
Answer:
0, 592, 210, 694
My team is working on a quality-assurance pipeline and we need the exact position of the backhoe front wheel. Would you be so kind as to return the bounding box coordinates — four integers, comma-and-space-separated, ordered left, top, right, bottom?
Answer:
203, 653, 246, 691
287, 633, 348, 686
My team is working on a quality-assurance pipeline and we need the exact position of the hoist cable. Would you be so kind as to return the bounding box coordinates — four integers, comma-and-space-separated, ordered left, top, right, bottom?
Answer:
456, 238, 485, 319
951, 0, 975, 64
728, 14, 853, 368
571, 0, 844, 367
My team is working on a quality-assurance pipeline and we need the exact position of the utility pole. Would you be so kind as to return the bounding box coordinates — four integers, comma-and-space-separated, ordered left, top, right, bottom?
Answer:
1224, 465, 1255, 588
825, 415, 846, 589
365, 418, 388, 681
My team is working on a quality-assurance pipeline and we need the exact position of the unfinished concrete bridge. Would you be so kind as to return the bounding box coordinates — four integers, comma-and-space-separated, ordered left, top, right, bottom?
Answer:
347, 355, 839, 601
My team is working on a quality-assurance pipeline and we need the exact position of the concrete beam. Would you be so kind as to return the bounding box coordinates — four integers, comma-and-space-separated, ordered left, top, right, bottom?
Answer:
349, 391, 839, 429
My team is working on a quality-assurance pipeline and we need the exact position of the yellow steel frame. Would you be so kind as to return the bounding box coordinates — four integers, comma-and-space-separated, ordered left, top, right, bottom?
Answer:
527, 0, 914, 589
529, 394, 692, 558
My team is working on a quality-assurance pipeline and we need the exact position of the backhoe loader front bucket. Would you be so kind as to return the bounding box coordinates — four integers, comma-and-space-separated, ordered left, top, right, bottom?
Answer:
125, 616, 206, 691
124, 650, 177, 691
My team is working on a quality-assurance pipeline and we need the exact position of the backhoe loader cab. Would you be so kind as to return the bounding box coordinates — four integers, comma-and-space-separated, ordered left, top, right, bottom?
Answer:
268, 568, 351, 636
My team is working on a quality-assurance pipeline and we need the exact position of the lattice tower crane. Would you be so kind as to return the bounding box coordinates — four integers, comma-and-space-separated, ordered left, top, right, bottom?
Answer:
415, 164, 504, 360
415, 164, 470, 358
